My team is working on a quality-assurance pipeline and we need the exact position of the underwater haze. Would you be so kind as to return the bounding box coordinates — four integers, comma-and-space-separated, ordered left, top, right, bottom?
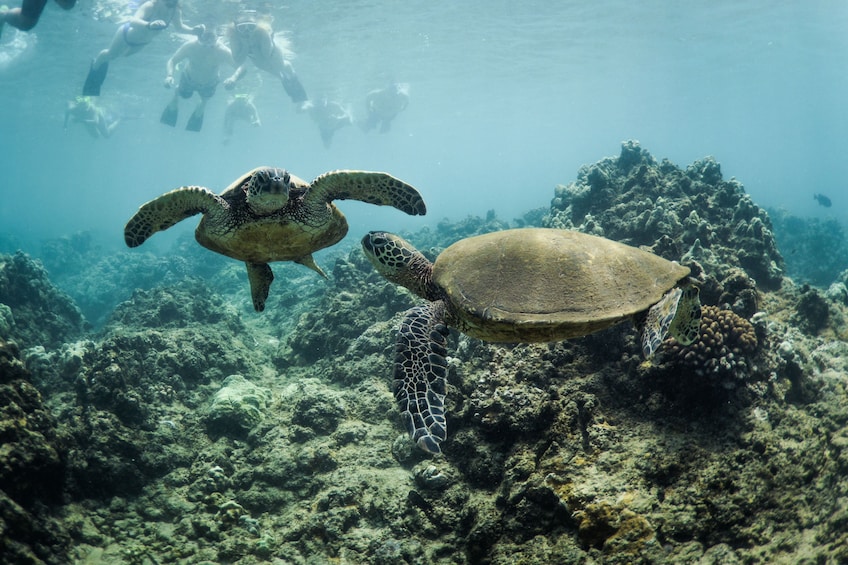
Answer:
1, 0, 846, 248
7, 2, 848, 564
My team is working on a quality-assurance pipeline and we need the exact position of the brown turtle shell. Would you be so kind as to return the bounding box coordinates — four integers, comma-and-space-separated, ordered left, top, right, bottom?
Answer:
433, 228, 690, 342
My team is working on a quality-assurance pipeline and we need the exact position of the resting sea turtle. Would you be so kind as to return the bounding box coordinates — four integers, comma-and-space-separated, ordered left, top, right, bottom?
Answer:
362, 227, 701, 454
125, 167, 426, 311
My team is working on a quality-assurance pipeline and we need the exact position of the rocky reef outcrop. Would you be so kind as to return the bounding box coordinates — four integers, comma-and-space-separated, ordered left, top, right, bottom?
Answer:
3, 143, 848, 564
0, 252, 87, 350
0, 338, 71, 564
546, 140, 785, 301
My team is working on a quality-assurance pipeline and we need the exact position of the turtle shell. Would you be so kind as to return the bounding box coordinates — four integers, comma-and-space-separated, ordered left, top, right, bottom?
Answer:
433, 228, 690, 342
197, 169, 346, 263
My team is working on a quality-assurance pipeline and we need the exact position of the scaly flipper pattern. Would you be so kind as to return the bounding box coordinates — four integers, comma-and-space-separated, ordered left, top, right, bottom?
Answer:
394, 300, 450, 454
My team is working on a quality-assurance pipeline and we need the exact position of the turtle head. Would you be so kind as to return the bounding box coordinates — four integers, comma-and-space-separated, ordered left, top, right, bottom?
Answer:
245, 167, 291, 215
362, 231, 436, 300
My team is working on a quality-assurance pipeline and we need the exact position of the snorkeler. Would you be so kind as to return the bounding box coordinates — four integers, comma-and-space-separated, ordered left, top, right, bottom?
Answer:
0, 0, 75, 38
82, 0, 203, 96
222, 11, 310, 111
160, 28, 234, 132
309, 97, 352, 148
63, 96, 119, 138
362, 83, 409, 133
223, 93, 261, 142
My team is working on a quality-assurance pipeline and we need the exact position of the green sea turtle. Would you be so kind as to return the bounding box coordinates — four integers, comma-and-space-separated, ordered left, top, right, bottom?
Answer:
125, 167, 426, 311
362, 227, 701, 454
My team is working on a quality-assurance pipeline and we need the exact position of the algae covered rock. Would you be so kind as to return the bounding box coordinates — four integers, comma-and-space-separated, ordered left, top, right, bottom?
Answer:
0, 251, 87, 349
106, 278, 244, 332
4, 144, 848, 565
0, 337, 71, 563
206, 374, 271, 435
546, 140, 785, 292
0, 302, 13, 340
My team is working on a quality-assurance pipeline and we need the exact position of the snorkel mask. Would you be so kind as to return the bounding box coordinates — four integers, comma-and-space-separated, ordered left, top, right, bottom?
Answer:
235, 11, 258, 34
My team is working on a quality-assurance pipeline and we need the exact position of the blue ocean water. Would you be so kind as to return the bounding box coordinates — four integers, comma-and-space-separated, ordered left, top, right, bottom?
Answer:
1, 0, 846, 253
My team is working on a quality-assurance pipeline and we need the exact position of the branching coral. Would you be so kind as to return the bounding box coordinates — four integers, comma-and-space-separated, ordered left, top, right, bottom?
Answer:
666, 306, 758, 378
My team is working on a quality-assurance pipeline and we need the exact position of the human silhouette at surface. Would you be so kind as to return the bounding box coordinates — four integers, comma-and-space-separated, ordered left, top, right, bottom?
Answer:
362, 83, 409, 133
222, 11, 310, 111
309, 97, 352, 148
160, 28, 234, 132
82, 0, 203, 96
223, 94, 261, 142
63, 96, 119, 138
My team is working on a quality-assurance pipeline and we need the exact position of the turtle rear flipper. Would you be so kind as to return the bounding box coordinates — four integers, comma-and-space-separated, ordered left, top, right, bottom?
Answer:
294, 254, 327, 278
308, 170, 426, 216
394, 301, 450, 454
124, 186, 224, 247
246, 262, 274, 312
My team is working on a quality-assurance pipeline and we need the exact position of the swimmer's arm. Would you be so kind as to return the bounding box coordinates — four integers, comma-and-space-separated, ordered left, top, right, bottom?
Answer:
164, 45, 186, 86
96, 115, 111, 138
166, 43, 190, 75
172, 8, 203, 35
223, 63, 248, 88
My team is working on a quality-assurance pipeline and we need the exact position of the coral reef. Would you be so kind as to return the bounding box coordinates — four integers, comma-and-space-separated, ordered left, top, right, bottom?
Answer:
546, 140, 785, 295
36, 231, 238, 328
0, 337, 71, 563
664, 305, 759, 379
206, 374, 271, 435
0, 252, 87, 349
3, 144, 848, 564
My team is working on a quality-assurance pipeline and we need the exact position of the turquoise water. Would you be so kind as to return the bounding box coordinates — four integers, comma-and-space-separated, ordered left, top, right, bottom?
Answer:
1, 1, 846, 249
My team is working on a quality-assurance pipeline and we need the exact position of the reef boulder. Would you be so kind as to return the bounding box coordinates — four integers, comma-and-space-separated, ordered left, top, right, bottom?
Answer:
0, 252, 87, 349
545, 140, 785, 292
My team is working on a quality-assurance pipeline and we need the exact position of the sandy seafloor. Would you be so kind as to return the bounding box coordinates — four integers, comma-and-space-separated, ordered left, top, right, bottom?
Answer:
3, 141, 848, 564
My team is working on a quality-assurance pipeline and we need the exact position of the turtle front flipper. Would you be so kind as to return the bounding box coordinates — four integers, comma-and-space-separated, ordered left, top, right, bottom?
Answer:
640, 285, 701, 358
124, 186, 226, 247
246, 262, 274, 312
394, 300, 450, 454
308, 170, 426, 216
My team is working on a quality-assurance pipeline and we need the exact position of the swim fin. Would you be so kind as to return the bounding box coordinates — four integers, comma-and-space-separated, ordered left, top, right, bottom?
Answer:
185, 109, 204, 132
159, 101, 178, 127
82, 60, 109, 96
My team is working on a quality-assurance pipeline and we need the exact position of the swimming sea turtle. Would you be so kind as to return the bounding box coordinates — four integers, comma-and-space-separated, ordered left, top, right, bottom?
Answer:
361, 228, 701, 454
125, 167, 426, 311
